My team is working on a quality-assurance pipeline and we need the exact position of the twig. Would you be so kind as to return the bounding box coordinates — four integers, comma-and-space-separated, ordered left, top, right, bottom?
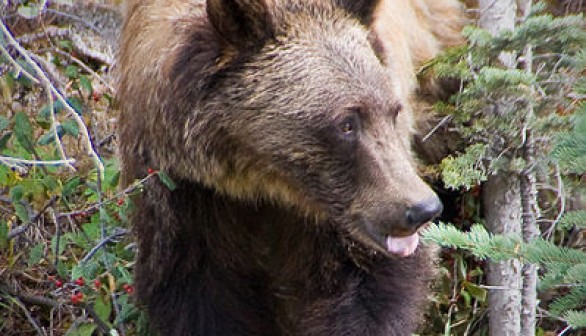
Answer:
58, 174, 154, 219
70, 34, 113, 65
0, 38, 40, 84
54, 49, 115, 93
16, 27, 70, 45
421, 115, 453, 142
44, 9, 102, 35
0, 156, 75, 167
80, 228, 128, 265
11, 296, 46, 336
80, 301, 113, 334
0, 20, 104, 178
1, 284, 61, 310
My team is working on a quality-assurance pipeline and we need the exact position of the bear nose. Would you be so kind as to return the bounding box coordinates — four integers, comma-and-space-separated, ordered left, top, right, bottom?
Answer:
406, 197, 443, 228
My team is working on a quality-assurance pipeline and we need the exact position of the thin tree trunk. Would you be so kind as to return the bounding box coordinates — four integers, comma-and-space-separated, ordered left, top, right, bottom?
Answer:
520, 37, 539, 336
484, 175, 523, 336
520, 132, 539, 336
478, 1, 523, 335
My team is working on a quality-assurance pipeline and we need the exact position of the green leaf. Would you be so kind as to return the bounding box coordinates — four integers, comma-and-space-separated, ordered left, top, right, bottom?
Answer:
0, 131, 11, 150
14, 203, 30, 223
57, 40, 74, 51
66, 97, 84, 115
37, 130, 59, 146
79, 76, 93, 95
37, 104, 53, 122
72, 260, 100, 281
10, 185, 24, 202
462, 281, 487, 302
14, 112, 34, 153
0, 116, 8, 132
51, 232, 70, 256
0, 221, 8, 249
17, 5, 41, 19
65, 65, 80, 79
114, 296, 140, 325
62, 176, 81, 198
65, 322, 96, 336
94, 295, 112, 323
115, 265, 133, 284
28, 243, 44, 266
42, 175, 59, 192
56, 261, 68, 279
157, 171, 177, 191
62, 119, 79, 138
82, 221, 100, 241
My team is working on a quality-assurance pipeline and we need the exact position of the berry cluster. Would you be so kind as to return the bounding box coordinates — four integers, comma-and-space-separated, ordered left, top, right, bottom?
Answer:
49, 275, 134, 305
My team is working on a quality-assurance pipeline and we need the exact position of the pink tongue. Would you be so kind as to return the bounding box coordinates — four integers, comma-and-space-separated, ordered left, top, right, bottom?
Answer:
386, 234, 419, 257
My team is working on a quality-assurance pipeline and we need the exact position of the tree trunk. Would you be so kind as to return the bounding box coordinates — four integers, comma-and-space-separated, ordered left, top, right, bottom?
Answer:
478, 1, 524, 335
484, 174, 523, 336
520, 38, 539, 336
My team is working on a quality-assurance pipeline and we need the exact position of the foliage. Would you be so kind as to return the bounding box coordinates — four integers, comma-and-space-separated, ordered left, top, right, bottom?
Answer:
423, 223, 586, 330
422, 4, 586, 333
424, 11, 585, 189
0, 1, 158, 334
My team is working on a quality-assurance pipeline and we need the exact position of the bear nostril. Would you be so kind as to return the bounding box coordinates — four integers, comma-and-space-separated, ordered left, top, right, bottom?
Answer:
406, 197, 443, 228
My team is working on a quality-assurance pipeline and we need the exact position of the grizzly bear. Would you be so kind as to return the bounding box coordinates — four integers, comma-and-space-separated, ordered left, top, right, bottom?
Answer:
117, 0, 462, 335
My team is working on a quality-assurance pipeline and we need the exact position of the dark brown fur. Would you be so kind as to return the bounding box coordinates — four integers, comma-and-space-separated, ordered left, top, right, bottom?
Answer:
117, 0, 463, 335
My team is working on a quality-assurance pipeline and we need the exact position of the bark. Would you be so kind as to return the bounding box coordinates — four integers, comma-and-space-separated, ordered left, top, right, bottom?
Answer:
478, 1, 524, 335
484, 174, 523, 336
520, 40, 539, 336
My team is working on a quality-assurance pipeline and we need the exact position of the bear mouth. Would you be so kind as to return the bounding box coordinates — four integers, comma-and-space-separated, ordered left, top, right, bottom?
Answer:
361, 220, 428, 258
385, 233, 419, 257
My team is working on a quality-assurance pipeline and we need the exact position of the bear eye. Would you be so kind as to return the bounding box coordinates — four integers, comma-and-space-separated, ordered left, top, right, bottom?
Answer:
336, 111, 362, 139
340, 118, 355, 134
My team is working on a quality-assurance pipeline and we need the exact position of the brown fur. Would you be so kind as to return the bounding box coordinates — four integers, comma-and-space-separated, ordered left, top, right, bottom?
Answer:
117, 1, 463, 335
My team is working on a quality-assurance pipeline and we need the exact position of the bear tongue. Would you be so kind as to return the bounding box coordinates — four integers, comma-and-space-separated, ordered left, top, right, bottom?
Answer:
386, 234, 419, 257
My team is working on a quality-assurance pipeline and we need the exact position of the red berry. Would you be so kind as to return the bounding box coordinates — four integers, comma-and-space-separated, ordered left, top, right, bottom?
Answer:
92, 92, 101, 102
74, 277, 85, 286
147, 168, 155, 175
70, 292, 83, 304
55, 280, 63, 288
124, 285, 134, 294
94, 279, 101, 289
117, 198, 124, 206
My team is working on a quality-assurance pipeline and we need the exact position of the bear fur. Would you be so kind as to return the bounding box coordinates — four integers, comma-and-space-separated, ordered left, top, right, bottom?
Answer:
117, 0, 463, 335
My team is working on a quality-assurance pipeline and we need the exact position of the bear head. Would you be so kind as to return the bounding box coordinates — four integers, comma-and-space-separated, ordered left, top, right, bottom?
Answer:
165, 0, 443, 257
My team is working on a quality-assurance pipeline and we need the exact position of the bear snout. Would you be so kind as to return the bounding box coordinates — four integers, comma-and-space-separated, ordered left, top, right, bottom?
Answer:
352, 194, 443, 256
405, 196, 443, 229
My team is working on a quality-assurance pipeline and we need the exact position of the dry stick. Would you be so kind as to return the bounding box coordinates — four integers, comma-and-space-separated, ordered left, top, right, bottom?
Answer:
0, 156, 75, 167
0, 20, 105, 179
3, 285, 61, 310
0, 42, 40, 84
46, 87, 71, 171
80, 228, 128, 265
80, 301, 112, 334
11, 296, 46, 336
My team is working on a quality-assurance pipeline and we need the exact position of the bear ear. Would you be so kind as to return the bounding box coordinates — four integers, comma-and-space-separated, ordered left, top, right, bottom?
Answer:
207, 0, 274, 51
334, 0, 381, 26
